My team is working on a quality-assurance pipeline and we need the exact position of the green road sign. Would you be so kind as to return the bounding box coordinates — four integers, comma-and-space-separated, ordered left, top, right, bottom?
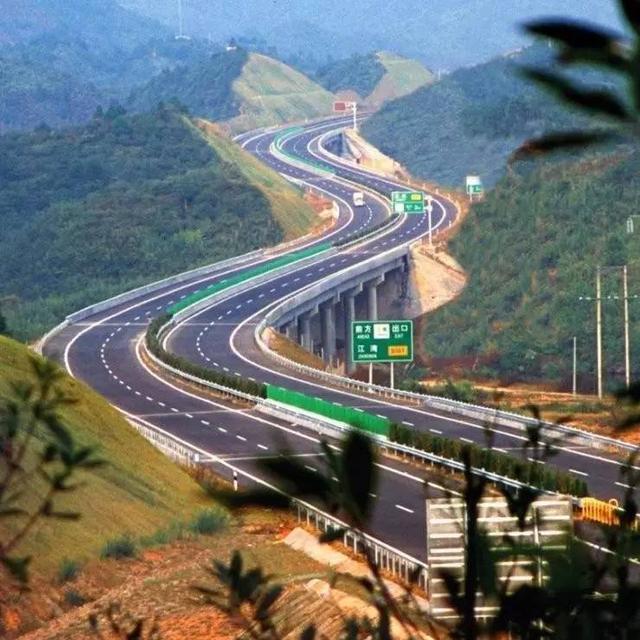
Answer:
352, 320, 414, 363
467, 185, 483, 194
391, 191, 425, 214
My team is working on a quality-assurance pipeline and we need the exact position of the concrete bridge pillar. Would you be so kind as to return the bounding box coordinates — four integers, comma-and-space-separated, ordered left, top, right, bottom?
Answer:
320, 301, 337, 366
365, 275, 385, 321
297, 310, 314, 352
342, 285, 361, 375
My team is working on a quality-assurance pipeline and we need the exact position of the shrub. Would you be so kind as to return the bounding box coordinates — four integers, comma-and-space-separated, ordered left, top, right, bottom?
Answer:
64, 589, 87, 607
140, 521, 186, 547
189, 508, 230, 535
101, 534, 137, 560
57, 558, 80, 584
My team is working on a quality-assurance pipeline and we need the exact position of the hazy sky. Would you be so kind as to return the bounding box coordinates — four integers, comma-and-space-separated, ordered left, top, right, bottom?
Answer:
120, 0, 624, 68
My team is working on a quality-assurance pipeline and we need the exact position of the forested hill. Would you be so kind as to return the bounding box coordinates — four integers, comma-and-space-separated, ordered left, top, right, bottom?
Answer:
423, 149, 640, 391
128, 48, 248, 122
314, 52, 433, 106
314, 53, 386, 96
0, 105, 315, 339
361, 43, 602, 188
129, 50, 335, 132
0, 57, 102, 132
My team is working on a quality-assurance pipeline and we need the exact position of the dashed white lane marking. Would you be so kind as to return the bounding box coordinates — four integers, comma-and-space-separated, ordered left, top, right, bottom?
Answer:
304, 465, 316, 472
569, 468, 589, 477
170, 407, 179, 412
201, 420, 210, 426
185, 413, 193, 419
257, 444, 268, 450
158, 402, 165, 407
218, 427, 227, 433
236, 435, 247, 442
145, 396, 153, 402
402, 421, 415, 426
615, 481, 632, 489
395, 504, 414, 514
460, 437, 474, 444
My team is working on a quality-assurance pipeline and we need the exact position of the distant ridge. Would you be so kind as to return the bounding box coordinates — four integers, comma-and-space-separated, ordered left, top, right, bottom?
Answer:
129, 49, 335, 132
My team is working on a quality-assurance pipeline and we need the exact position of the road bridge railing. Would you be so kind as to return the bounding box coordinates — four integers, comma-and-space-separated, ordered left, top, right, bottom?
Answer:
255, 307, 637, 461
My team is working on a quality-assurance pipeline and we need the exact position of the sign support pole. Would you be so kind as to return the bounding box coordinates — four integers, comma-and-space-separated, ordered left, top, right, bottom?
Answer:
369, 363, 373, 386
596, 265, 603, 399
572, 336, 577, 396
623, 265, 631, 388
390, 362, 395, 389
352, 102, 358, 132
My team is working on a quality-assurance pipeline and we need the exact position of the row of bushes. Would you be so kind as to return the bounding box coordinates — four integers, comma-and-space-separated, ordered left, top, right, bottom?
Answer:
333, 213, 400, 248
389, 423, 589, 498
399, 377, 489, 404
146, 315, 267, 399
101, 508, 230, 561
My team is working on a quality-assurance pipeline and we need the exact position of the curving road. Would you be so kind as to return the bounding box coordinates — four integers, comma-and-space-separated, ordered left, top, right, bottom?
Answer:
44, 117, 634, 562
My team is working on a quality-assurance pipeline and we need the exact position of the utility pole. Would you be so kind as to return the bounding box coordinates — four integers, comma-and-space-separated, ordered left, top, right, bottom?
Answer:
426, 195, 434, 246
596, 266, 603, 399
623, 264, 631, 388
573, 336, 577, 396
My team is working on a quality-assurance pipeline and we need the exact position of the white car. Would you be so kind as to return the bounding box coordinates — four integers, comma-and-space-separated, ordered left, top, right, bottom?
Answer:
352, 191, 365, 207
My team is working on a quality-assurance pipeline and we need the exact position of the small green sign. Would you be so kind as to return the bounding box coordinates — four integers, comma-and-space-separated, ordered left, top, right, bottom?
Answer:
351, 320, 414, 363
468, 185, 483, 194
391, 191, 425, 214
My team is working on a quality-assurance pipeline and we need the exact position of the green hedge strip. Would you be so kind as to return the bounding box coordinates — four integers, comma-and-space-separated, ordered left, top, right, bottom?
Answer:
146, 314, 267, 398
388, 423, 589, 498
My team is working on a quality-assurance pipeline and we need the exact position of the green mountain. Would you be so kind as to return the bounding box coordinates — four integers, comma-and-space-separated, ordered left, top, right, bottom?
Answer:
361, 43, 604, 188
0, 56, 102, 132
129, 48, 248, 122
314, 51, 433, 106
0, 0, 226, 130
129, 49, 336, 133
314, 53, 386, 96
0, 106, 315, 339
0, 0, 163, 49
423, 149, 640, 390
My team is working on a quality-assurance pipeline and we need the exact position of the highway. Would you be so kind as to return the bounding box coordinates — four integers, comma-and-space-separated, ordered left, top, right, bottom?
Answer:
44, 116, 635, 563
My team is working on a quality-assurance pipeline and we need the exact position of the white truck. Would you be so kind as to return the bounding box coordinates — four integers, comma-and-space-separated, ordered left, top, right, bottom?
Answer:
352, 191, 365, 207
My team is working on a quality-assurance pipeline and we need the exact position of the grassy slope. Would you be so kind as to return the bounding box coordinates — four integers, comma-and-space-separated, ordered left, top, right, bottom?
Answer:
194, 119, 317, 239
423, 150, 640, 388
366, 51, 434, 105
226, 53, 335, 133
0, 336, 209, 573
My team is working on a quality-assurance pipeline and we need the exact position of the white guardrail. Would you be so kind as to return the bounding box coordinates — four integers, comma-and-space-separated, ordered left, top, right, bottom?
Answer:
34, 247, 268, 354
127, 401, 429, 590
